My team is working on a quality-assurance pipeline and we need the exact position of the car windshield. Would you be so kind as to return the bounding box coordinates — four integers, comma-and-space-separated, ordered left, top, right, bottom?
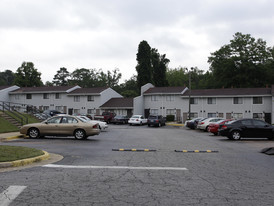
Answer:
215, 119, 225, 124
225, 120, 237, 124
115, 116, 123, 118
149, 116, 157, 119
132, 115, 139, 118
78, 117, 88, 122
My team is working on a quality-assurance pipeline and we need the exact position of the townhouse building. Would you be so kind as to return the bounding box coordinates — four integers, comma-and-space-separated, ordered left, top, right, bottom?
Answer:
134, 83, 274, 124
7, 85, 122, 116
1, 84, 274, 124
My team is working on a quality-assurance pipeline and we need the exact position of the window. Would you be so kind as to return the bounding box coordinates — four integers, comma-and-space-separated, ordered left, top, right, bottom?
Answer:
190, 98, 198, 104
150, 109, 158, 115
87, 109, 96, 114
87, 95, 94, 102
43, 93, 49, 99
253, 113, 263, 119
61, 117, 78, 124
166, 95, 174, 101
233, 113, 243, 119
151, 95, 158, 101
47, 117, 62, 124
73, 109, 80, 115
43, 106, 49, 110
15, 95, 20, 100
55, 106, 63, 112
233, 97, 243, 104
190, 113, 198, 119
166, 109, 175, 115
208, 113, 217, 117
55, 93, 61, 99
74, 96, 80, 102
253, 119, 267, 126
253, 97, 262, 104
207, 98, 216, 104
241, 119, 253, 126
26, 94, 32, 99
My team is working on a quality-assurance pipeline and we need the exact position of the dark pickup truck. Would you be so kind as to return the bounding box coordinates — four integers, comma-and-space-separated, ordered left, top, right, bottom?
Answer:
94, 112, 116, 123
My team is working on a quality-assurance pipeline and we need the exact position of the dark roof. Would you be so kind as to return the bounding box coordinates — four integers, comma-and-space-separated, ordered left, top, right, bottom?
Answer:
183, 87, 272, 96
100, 98, 133, 108
0, 86, 10, 90
10, 86, 77, 93
69, 87, 108, 94
144, 86, 187, 94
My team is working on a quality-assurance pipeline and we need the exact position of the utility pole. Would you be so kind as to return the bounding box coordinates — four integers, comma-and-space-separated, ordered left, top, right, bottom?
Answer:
188, 67, 193, 120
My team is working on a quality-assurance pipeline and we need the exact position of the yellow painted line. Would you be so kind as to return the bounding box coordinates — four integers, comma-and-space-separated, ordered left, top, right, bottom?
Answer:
12, 151, 50, 167
194, 150, 200, 153
119, 149, 125, 151
132, 149, 137, 151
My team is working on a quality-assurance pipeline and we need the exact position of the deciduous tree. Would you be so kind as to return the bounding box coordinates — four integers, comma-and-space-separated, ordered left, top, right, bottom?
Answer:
14, 62, 43, 87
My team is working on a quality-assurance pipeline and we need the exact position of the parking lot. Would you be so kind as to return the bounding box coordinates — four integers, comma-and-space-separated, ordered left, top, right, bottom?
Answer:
1, 124, 274, 205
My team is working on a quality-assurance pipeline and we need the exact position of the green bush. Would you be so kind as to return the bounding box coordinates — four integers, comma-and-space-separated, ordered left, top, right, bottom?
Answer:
166, 115, 175, 122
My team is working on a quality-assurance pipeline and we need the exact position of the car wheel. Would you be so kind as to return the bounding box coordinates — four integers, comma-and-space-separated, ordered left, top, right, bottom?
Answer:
140, 122, 142, 126
158, 123, 161, 127
74, 129, 86, 140
148, 124, 150, 127
213, 133, 218, 136
28, 128, 40, 138
204, 126, 208, 132
99, 126, 101, 131
230, 130, 241, 140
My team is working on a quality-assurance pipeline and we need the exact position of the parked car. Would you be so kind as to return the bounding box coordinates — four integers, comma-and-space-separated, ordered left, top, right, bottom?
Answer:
77, 116, 108, 131
111, 115, 129, 124
19, 115, 100, 140
185, 117, 203, 129
208, 119, 232, 135
147, 115, 166, 127
128, 115, 147, 125
218, 118, 274, 140
94, 112, 116, 123
197, 117, 224, 131
43, 110, 62, 117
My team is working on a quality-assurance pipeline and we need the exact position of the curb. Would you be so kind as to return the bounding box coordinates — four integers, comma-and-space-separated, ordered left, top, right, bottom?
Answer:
166, 123, 184, 127
112, 149, 157, 152
0, 135, 26, 142
175, 150, 219, 153
0, 151, 50, 168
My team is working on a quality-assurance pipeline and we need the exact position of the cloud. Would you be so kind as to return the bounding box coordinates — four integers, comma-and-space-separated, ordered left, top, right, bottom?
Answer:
1, 0, 274, 83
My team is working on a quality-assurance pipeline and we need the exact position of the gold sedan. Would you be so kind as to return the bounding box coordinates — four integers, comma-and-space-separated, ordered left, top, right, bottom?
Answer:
20, 115, 100, 140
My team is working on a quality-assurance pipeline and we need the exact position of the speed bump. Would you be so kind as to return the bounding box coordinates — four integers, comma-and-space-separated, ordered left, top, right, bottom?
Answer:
175, 150, 218, 153
112, 149, 156, 152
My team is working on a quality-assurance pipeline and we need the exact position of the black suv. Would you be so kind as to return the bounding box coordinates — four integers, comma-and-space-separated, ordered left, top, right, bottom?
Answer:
147, 115, 166, 127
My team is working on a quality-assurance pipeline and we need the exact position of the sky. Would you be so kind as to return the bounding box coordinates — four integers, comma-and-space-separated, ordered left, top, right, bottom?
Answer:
1, 0, 274, 83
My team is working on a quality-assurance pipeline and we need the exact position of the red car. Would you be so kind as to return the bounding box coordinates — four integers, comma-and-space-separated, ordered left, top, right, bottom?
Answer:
208, 119, 232, 135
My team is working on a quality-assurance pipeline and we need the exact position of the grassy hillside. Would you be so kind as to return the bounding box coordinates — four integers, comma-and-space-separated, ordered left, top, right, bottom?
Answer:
0, 112, 40, 133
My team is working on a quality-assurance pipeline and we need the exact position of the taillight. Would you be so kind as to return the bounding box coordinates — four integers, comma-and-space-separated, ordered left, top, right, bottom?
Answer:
222, 125, 227, 129
201, 122, 204, 125
93, 124, 98, 128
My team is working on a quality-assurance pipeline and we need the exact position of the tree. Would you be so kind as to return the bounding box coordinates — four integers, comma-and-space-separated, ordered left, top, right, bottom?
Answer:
151, 49, 169, 87
98, 68, 122, 88
136, 40, 152, 90
116, 75, 138, 97
69, 68, 98, 87
0, 70, 15, 86
208, 32, 273, 88
52, 67, 70, 86
14, 62, 43, 87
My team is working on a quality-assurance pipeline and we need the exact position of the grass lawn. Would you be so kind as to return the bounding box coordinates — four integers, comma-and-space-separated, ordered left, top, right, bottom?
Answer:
0, 145, 44, 162
0, 117, 19, 133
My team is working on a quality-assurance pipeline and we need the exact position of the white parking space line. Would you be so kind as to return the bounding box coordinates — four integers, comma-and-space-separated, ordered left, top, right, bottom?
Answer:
0, 186, 27, 206
43, 164, 188, 171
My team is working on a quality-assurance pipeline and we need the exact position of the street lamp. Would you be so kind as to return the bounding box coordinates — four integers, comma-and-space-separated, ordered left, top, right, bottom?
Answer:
186, 67, 193, 120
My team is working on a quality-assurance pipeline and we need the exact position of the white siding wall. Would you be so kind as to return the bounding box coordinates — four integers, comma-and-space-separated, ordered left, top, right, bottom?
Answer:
0, 86, 19, 102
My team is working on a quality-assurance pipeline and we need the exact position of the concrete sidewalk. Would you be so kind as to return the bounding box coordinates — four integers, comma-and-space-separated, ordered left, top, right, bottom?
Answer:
0, 132, 25, 142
